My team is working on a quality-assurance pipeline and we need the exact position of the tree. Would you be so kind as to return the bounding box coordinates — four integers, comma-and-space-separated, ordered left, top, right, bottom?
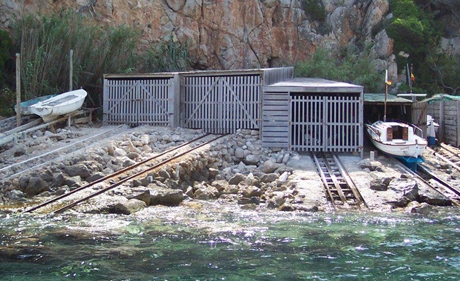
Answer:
427, 52, 460, 94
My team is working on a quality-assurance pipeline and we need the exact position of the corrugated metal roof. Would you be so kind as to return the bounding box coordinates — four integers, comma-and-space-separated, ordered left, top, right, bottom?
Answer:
420, 94, 460, 104
364, 93, 412, 104
263, 78, 363, 93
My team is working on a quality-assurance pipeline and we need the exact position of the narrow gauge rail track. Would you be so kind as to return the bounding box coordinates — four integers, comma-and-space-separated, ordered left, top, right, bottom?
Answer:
431, 143, 460, 172
312, 152, 367, 210
25, 133, 227, 214
0, 125, 126, 180
396, 162, 460, 207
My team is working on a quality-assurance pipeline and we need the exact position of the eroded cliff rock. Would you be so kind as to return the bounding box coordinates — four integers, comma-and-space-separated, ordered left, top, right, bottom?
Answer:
1, 0, 457, 74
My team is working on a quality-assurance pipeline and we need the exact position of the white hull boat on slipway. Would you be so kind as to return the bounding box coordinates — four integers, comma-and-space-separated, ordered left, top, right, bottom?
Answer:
29, 89, 87, 122
365, 120, 427, 158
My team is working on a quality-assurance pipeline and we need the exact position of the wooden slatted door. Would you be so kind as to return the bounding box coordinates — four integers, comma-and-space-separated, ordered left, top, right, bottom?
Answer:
325, 95, 361, 152
290, 94, 361, 152
103, 79, 171, 126
290, 95, 323, 151
181, 75, 260, 133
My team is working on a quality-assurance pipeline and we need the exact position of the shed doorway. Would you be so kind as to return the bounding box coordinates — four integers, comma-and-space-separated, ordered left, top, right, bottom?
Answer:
290, 93, 361, 152
181, 75, 260, 134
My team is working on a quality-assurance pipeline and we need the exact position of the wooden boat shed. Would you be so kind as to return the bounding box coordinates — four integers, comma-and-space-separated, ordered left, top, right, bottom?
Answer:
263, 78, 363, 156
103, 68, 364, 155
414, 94, 460, 146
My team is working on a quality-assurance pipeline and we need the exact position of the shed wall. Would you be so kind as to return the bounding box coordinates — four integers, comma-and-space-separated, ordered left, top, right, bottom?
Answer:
181, 74, 261, 134
261, 91, 290, 149
427, 99, 460, 146
103, 78, 173, 126
103, 67, 294, 133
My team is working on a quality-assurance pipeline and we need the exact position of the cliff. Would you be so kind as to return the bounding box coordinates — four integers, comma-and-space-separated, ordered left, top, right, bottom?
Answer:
1, 0, 458, 76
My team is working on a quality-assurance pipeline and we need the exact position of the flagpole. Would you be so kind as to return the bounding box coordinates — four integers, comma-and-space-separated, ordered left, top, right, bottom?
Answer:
384, 70, 388, 122
409, 63, 413, 94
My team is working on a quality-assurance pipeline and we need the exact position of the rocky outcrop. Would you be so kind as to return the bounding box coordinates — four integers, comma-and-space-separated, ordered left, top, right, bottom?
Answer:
0, 0, 400, 71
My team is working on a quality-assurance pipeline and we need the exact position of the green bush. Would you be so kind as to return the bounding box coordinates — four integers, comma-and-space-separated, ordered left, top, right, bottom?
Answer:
143, 35, 191, 72
301, 0, 326, 22
294, 46, 383, 93
0, 30, 12, 87
0, 88, 15, 117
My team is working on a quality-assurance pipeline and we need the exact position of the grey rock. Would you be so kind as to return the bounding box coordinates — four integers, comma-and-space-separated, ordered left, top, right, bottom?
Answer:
234, 147, 245, 159
193, 183, 219, 200
410, 202, 433, 215
150, 186, 184, 206
262, 159, 280, 173
229, 173, 246, 185
87, 172, 105, 183
358, 159, 383, 172
128, 188, 151, 205
239, 185, 262, 198
127, 152, 140, 160
370, 177, 393, 191
244, 154, 259, 165
110, 199, 146, 215
64, 164, 91, 178
13, 147, 26, 157
158, 168, 171, 180
260, 173, 278, 183
5, 189, 26, 199
24, 176, 48, 196
113, 148, 127, 157
65, 176, 82, 189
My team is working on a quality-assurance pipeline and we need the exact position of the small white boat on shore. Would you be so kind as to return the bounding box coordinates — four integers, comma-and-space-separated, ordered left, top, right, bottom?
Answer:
14, 94, 57, 115
29, 89, 87, 122
365, 120, 427, 158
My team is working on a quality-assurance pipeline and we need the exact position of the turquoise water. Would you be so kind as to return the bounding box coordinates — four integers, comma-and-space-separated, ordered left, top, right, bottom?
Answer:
1, 207, 459, 281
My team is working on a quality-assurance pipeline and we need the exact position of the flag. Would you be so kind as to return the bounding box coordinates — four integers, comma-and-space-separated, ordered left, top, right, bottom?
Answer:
385, 70, 391, 85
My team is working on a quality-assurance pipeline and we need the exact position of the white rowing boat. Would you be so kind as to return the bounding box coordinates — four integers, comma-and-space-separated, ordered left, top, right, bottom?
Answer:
29, 89, 87, 122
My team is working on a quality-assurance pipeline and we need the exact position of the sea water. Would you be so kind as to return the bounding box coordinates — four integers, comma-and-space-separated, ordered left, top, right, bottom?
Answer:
0, 207, 459, 281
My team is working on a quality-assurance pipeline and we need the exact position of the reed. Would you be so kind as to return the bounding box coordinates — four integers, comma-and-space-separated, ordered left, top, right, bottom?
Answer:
11, 11, 140, 100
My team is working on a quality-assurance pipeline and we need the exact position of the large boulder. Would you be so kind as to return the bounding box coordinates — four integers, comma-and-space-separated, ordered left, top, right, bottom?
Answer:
149, 186, 184, 206
262, 159, 280, 173
64, 164, 91, 178
228, 173, 246, 185
23, 176, 48, 196
369, 177, 393, 191
110, 199, 147, 215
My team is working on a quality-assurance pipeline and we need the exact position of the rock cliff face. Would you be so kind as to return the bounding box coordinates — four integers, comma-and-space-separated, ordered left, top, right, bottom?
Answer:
0, 0, 456, 74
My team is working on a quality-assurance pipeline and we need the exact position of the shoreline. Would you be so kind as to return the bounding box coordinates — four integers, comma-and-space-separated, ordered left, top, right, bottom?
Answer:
0, 123, 458, 216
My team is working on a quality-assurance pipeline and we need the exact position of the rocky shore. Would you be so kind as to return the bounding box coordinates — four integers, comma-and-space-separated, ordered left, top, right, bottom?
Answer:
0, 123, 457, 216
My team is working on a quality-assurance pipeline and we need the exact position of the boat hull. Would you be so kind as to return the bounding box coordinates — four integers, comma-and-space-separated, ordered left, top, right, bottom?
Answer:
14, 94, 57, 115
367, 137, 427, 158
366, 122, 427, 158
29, 89, 87, 122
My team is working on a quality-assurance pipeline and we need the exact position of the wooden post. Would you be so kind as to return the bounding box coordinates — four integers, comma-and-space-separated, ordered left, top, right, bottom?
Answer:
69, 49, 73, 91
384, 70, 388, 122
439, 98, 445, 143
457, 101, 460, 147
15, 53, 21, 127
170, 73, 180, 128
